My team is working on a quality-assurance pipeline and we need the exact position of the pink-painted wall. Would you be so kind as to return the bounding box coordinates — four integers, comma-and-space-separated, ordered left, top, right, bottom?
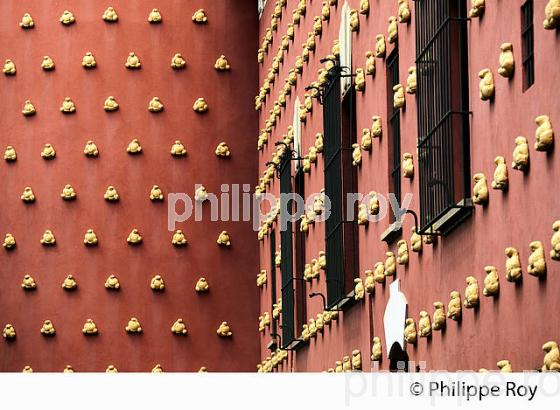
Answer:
258, 0, 560, 372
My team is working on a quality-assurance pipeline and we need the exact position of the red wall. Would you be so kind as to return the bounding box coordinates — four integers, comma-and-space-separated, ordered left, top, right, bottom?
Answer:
258, 0, 560, 372
0, 0, 259, 372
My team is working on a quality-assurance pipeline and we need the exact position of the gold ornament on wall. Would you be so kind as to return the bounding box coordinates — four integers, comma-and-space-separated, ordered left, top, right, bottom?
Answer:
41, 56, 55, 71
22, 100, 36, 116
397, 240, 409, 265
195, 186, 209, 202
60, 10, 75, 25
550, 221, 560, 260
482, 265, 499, 296
171, 53, 186, 69
534, 115, 554, 152
384, 252, 396, 277
352, 143, 362, 166
352, 350, 362, 371
354, 278, 365, 300
102, 7, 118, 22
498, 43, 515, 78
125, 52, 141, 69
402, 153, 414, 178
410, 228, 422, 253
215, 55, 231, 71
398, 0, 412, 23
82, 52, 97, 68
195, 277, 209, 292
21, 186, 36, 202
355, 68, 366, 92
20, 13, 35, 29
313, 17, 322, 36
104, 96, 119, 111
125, 318, 142, 333
393, 84, 405, 109
106, 365, 118, 373
418, 311, 432, 337
127, 138, 142, 154
528, 241, 547, 277
497, 360, 512, 373
371, 337, 382, 361
432, 302, 446, 330
357, 203, 369, 225
150, 185, 164, 201
217, 230, 231, 247
3, 324, 16, 339
215, 142, 231, 157
148, 97, 164, 112
478, 68, 495, 101
375, 35, 386, 58
542, 341, 560, 371
491, 156, 508, 190
469, 0, 485, 18
217, 321, 233, 337
3, 233, 16, 249
152, 364, 163, 373
512, 136, 530, 171
40, 320, 56, 336
472, 173, 489, 205
171, 319, 188, 335
21, 274, 37, 290
257, 269, 267, 287
62, 275, 78, 290
82, 319, 98, 335
193, 97, 208, 113
404, 318, 417, 344
148, 8, 162, 23
406, 67, 417, 94
544, 1, 560, 29
172, 230, 187, 246
60, 97, 76, 113
463, 276, 479, 308
150, 275, 165, 291
4, 145, 16, 161
170, 140, 186, 156
105, 274, 120, 290
373, 262, 385, 283
447, 291, 462, 321
192, 9, 208, 23
41, 143, 56, 159
349, 9, 359, 32
505, 247, 522, 282
22, 366, 33, 373
372, 116, 382, 138
127, 229, 143, 245
83, 229, 98, 246
3, 59, 16, 75
104, 185, 119, 201
61, 184, 77, 200
388, 16, 398, 43
365, 51, 376, 76
40, 230, 56, 245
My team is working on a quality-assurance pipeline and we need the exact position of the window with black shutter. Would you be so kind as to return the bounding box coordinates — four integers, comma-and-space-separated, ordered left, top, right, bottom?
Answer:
387, 47, 401, 224
415, 0, 472, 235
521, 0, 535, 91
269, 228, 277, 335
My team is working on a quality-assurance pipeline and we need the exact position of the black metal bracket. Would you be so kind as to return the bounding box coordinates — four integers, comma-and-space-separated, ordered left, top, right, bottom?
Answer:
309, 292, 343, 312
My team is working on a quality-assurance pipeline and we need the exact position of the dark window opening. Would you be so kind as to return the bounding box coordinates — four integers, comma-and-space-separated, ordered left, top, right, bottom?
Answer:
521, 0, 535, 91
269, 229, 277, 335
293, 170, 307, 333
322, 63, 359, 308
279, 152, 295, 348
387, 47, 401, 223
389, 342, 410, 372
415, 0, 472, 235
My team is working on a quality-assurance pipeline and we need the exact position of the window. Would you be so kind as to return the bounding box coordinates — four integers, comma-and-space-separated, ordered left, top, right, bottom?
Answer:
293, 170, 307, 333
521, 0, 535, 91
415, 0, 472, 235
322, 63, 358, 308
339, 2, 353, 93
293, 98, 303, 171
386, 48, 401, 223
269, 229, 277, 335
279, 151, 295, 348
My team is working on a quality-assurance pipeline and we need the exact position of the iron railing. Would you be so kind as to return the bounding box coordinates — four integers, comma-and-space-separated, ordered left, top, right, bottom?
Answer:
415, 0, 472, 235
